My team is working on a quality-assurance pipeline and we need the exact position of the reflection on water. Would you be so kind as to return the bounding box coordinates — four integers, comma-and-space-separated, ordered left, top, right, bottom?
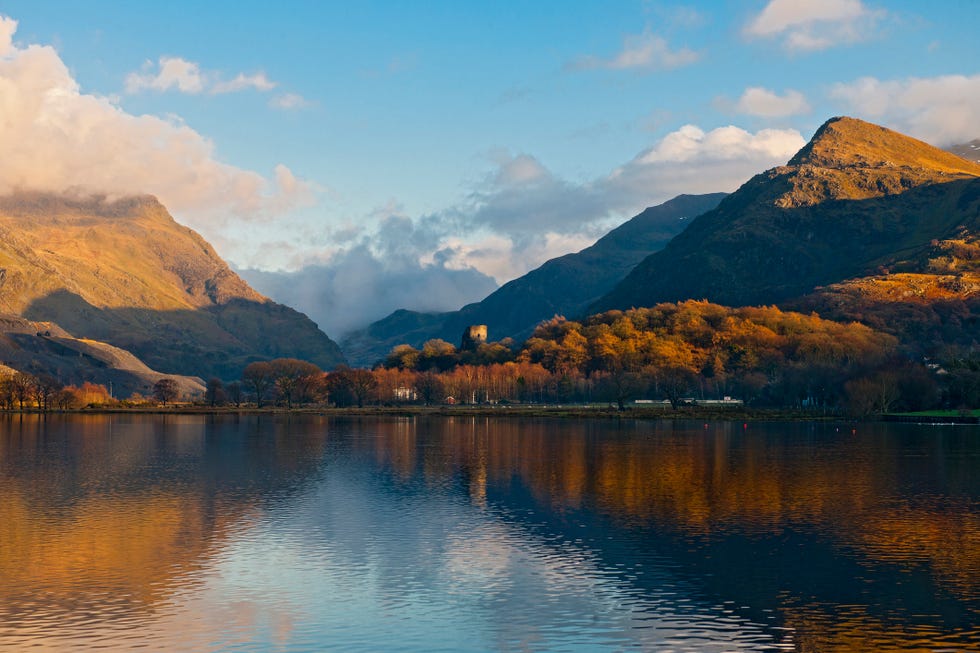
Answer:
0, 415, 977, 651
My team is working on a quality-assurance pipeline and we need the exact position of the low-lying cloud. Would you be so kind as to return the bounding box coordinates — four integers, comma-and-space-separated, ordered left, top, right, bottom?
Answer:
239, 215, 499, 337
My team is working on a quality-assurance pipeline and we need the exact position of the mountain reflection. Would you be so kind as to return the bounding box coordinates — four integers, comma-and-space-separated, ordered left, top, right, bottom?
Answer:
0, 414, 328, 617
360, 417, 980, 649
0, 414, 977, 652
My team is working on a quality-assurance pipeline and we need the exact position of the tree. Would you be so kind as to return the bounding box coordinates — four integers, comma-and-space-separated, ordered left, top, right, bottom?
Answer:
31, 375, 62, 411
205, 377, 225, 407
385, 344, 421, 370
226, 381, 244, 407
415, 372, 444, 405
11, 372, 35, 410
55, 387, 78, 410
419, 339, 458, 371
268, 358, 322, 408
153, 378, 180, 405
242, 361, 275, 407
659, 366, 696, 409
325, 366, 378, 407
0, 376, 14, 410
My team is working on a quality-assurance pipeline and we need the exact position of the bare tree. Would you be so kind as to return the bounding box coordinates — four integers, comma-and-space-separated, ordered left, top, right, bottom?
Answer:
32, 375, 62, 411
11, 372, 35, 410
226, 381, 244, 407
153, 378, 180, 406
205, 377, 225, 407
242, 361, 275, 407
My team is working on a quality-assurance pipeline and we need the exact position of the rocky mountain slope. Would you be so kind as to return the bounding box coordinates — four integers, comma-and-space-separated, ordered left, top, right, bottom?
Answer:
593, 117, 980, 323
342, 193, 726, 366
0, 192, 345, 379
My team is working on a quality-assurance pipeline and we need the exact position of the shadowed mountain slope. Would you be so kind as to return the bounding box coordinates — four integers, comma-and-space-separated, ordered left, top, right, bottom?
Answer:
0, 192, 344, 379
593, 117, 980, 315
342, 193, 726, 366
0, 314, 204, 396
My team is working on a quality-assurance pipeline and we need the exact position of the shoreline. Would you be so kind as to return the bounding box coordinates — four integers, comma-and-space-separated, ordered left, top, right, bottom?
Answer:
3, 405, 977, 424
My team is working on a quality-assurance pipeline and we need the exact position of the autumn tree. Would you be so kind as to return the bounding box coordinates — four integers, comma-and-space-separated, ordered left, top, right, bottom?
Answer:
74, 382, 113, 407
268, 358, 322, 408
419, 339, 458, 371
55, 387, 78, 410
385, 344, 421, 370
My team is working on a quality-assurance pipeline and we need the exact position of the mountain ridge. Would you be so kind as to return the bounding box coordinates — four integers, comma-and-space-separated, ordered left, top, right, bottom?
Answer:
593, 116, 980, 315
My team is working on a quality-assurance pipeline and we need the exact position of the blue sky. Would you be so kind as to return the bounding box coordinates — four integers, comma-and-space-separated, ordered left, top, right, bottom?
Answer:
1, 1, 978, 335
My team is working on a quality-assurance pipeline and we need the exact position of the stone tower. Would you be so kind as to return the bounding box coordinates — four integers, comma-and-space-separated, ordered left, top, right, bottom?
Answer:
460, 324, 488, 351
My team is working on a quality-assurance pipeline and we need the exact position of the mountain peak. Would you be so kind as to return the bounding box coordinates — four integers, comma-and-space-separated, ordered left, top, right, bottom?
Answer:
788, 116, 980, 176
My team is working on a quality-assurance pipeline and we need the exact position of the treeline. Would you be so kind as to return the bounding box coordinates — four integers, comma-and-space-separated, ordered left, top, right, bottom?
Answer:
0, 374, 113, 410
2, 302, 975, 414
373, 301, 974, 414
114, 302, 980, 413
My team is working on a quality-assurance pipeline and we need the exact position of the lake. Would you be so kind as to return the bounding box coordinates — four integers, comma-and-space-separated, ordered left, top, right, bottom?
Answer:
0, 414, 977, 652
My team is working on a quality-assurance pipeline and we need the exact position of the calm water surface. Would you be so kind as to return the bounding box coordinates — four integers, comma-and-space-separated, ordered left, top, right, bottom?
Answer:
0, 415, 977, 652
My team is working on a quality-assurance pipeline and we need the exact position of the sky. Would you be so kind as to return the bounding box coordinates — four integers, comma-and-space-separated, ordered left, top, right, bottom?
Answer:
1, 0, 979, 337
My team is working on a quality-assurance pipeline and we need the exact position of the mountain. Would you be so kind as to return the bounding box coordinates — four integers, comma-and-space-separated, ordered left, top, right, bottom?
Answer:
341, 193, 727, 366
0, 314, 205, 397
593, 117, 980, 319
0, 192, 345, 379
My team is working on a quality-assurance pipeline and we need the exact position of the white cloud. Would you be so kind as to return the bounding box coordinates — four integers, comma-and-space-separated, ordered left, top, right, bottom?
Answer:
744, 0, 885, 51
830, 74, 980, 145
125, 56, 278, 95
569, 31, 700, 72
606, 124, 805, 201
211, 71, 276, 94
0, 19, 313, 230
270, 92, 311, 110
125, 57, 205, 94
734, 87, 810, 117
